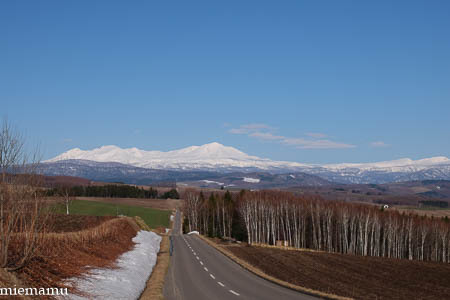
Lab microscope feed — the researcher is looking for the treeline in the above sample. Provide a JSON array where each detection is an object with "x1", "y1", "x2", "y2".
[
  {"x1": 183, "y1": 190, "x2": 450, "y2": 263},
  {"x1": 419, "y1": 200, "x2": 448, "y2": 208},
  {"x1": 183, "y1": 190, "x2": 240, "y2": 239},
  {"x1": 47, "y1": 185, "x2": 180, "y2": 199}
]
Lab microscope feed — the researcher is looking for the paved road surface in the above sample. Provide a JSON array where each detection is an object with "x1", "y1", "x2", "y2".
[{"x1": 163, "y1": 210, "x2": 318, "y2": 300}]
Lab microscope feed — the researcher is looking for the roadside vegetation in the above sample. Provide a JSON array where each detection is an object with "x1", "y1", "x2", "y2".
[{"x1": 19, "y1": 216, "x2": 139, "y2": 296}]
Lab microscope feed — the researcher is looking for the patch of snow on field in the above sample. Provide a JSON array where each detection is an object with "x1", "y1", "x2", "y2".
[
  {"x1": 202, "y1": 180, "x2": 224, "y2": 185},
  {"x1": 66, "y1": 231, "x2": 161, "y2": 300},
  {"x1": 243, "y1": 177, "x2": 260, "y2": 183}
]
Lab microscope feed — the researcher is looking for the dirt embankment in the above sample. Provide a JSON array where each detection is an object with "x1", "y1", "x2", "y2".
[
  {"x1": 46, "y1": 214, "x2": 116, "y2": 232},
  {"x1": 223, "y1": 244, "x2": 450, "y2": 300},
  {"x1": 9, "y1": 215, "x2": 140, "y2": 298}
]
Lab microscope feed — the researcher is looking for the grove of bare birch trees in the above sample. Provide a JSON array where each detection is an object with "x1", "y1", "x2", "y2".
[{"x1": 183, "y1": 189, "x2": 450, "y2": 263}]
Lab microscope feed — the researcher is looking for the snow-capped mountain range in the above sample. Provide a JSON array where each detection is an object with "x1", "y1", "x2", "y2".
[
  {"x1": 44, "y1": 142, "x2": 450, "y2": 184},
  {"x1": 46, "y1": 142, "x2": 307, "y2": 171}
]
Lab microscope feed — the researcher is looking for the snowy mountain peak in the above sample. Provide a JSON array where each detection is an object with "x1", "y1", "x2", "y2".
[
  {"x1": 45, "y1": 142, "x2": 273, "y2": 169},
  {"x1": 202, "y1": 142, "x2": 223, "y2": 148},
  {"x1": 45, "y1": 143, "x2": 450, "y2": 182},
  {"x1": 178, "y1": 142, "x2": 249, "y2": 159}
]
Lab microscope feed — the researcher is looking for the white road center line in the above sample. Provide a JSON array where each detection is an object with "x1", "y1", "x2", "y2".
[
  {"x1": 229, "y1": 290, "x2": 240, "y2": 296},
  {"x1": 218, "y1": 282, "x2": 225, "y2": 287},
  {"x1": 196, "y1": 256, "x2": 199, "y2": 260},
  {"x1": 200, "y1": 261, "x2": 203, "y2": 265},
  {"x1": 204, "y1": 267, "x2": 208, "y2": 272},
  {"x1": 210, "y1": 274, "x2": 215, "y2": 279}
]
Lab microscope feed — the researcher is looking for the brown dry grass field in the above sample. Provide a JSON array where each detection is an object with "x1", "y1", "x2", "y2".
[
  {"x1": 11, "y1": 215, "x2": 140, "y2": 298},
  {"x1": 46, "y1": 214, "x2": 116, "y2": 232},
  {"x1": 75, "y1": 196, "x2": 180, "y2": 210},
  {"x1": 222, "y1": 244, "x2": 450, "y2": 300}
]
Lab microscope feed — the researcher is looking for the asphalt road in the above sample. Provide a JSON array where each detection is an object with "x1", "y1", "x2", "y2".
[{"x1": 163, "y1": 211, "x2": 318, "y2": 300}]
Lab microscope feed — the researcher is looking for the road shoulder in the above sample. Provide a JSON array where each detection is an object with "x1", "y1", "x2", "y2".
[{"x1": 139, "y1": 212, "x2": 175, "y2": 300}]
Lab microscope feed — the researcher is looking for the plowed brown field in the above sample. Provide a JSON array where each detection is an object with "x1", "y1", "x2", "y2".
[{"x1": 225, "y1": 245, "x2": 450, "y2": 300}]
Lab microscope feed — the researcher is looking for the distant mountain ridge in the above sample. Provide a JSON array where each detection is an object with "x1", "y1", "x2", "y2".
[
  {"x1": 39, "y1": 159, "x2": 329, "y2": 188},
  {"x1": 44, "y1": 143, "x2": 450, "y2": 184}
]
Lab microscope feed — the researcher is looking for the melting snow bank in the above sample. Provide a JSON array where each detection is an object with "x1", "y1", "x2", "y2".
[{"x1": 65, "y1": 231, "x2": 161, "y2": 300}]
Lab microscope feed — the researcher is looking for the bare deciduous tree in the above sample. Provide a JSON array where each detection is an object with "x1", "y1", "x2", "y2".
[
  {"x1": 0, "y1": 119, "x2": 47, "y2": 271},
  {"x1": 183, "y1": 187, "x2": 450, "y2": 263}
]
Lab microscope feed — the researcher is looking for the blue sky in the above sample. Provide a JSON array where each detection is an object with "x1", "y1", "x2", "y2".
[{"x1": 1, "y1": 0, "x2": 449, "y2": 163}]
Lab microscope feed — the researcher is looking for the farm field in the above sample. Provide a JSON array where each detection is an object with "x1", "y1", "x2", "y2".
[
  {"x1": 54, "y1": 199, "x2": 171, "y2": 228},
  {"x1": 223, "y1": 244, "x2": 450, "y2": 300},
  {"x1": 393, "y1": 205, "x2": 450, "y2": 218},
  {"x1": 75, "y1": 196, "x2": 180, "y2": 210}
]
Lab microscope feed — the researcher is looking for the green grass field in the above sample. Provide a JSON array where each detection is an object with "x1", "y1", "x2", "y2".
[{"x1": 54, "y1": 199, "x2": 171, "y2": 228}]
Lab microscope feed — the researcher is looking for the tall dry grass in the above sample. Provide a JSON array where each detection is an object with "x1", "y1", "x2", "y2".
[
  {"x1": 14, "y1": 217, "x2": 139, "y2": 296},
  {"x1": 42, "y1": 217, "x2": 138, "y2": 248}
]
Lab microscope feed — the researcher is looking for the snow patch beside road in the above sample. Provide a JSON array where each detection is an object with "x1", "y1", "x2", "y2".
[{"x1": 66, "y1": 231, "x2": 161, "y2": 300}]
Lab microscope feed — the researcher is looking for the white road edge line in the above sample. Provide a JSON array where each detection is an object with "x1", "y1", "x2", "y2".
[
  {"x1": 210, "y1": 274, "x2": 215, "y2": 279},
  {"x1": 229, "y1": 290, "x2": 240, "y2": 296},
  {"x1": 218, "y1": 282, "x2": 225, "y2": 287}
]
